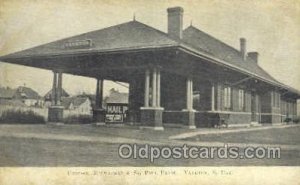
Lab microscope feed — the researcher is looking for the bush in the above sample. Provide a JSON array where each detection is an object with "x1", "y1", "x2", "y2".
[
  {"x1": 64, "y1": 115, "x2": 93, "y2": 124},
  {"x1": 0, "y1": 109, "x2": 45, "y2": 124}
]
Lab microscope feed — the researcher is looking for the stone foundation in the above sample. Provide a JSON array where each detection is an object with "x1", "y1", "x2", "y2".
[
  {"x1": 48, "y1": 106, "x2": 64, "y2": 123},
  {"x1": 181, "y1": 110, "x2": 196, "y2": 129},
  {"x1": 93, "y1": 108, "x2": 106, "y2": 124},
  {"x1": 195, "y1": 112, "x2": 252, "y2": 127},
  {"x1": 140, "y1": 107, "x2": 164, "y2": 128},
  {"x1": 261, "y1": 114, "x2": 281, "y2": 124}
]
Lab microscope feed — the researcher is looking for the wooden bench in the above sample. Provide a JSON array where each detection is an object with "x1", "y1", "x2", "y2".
[{"x1": 209, "y1": 113, "x2": 229, "y2": 129}]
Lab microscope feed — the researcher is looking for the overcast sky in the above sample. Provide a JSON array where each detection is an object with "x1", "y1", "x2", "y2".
[{"x1": 0, "y1": 0, "x2": 299, "y2": 96}]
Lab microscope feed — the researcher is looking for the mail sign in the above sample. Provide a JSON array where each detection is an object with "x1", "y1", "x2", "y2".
[{"x1": 106, "y1": 103, "x2": 128, "y2": 123}]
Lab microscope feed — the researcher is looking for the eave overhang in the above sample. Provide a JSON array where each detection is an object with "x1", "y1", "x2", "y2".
[
  {"x1": 176, "y1": 43, "x2": 300, "y2": 97},
  {"x1": 1, "y1": 42, "x2": 299, "y2": 98}
]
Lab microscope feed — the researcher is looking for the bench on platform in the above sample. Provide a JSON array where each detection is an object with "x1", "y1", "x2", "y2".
[{"x1": 209, "y1": 113, "x2": 229, "y2": 129}]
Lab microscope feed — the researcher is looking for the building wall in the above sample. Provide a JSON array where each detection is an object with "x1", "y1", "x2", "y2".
[
  {"x1": 210, "y1": 82, "x2": 252, "y2": 125},
  {"x1": 193, "y1": 80, "x2": 211, "y2": 111},
  {"x1": 23, "y1": 99, "x2": 44, "y2": 107},
  {"x1": 138, "y1": 71, "x2": 298, "y2": 127},
  {"x1": 161, "y1": 73, "x2": 186, "y2": 111},
  {"x1": 128, "y1": 76, "x2": 144, "y2": 123},
  {"x1": 259, "y1": 91, "x2": 275, "y2": 123},
  {"x1": 281, "y1": 98, "x2": 297, "y2": 120},
  {"x1": 74, "y1": 99, "x2": 92, "y2": 115},
  {"x1": 195, "y1": 112, "x2": 252, "y2": 127}
]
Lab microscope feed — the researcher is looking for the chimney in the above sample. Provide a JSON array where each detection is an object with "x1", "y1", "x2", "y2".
[
  {"x1": 240, "y1": 38, "x2": 247, "y2": 61},
  {"x1": 248, "y1": 52, "x2": 259, "y2": 63},
  {"x1": 167, "y1": 7, "x2": 184, "y2": 39}
]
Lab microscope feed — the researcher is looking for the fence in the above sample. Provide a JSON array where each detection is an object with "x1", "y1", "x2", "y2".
[{"x1": 0, "y1": 105, "x2": 92, "y2": 121}]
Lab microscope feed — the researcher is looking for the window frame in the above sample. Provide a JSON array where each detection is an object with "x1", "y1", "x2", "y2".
[
  {"x1": 238, "y1": 89, "x2": 245, "y2": 111},
  {"x1": 223, "y1": 86, "x2": 232, "y2": 110}
]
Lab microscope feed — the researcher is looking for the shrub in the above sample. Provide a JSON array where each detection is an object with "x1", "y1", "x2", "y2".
[
  {"x1": 64, "y1": 115, "x2": 93, "y2": 124},
  {"x1": 0, "y1": 109, "x2": 45, "y2": 124}
]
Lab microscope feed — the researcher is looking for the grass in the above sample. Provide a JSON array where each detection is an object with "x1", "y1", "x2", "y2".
[
  {"x1": 0, "y1": 110, "x2": 45, "y2": 124},
  {"x1": 184, "y1": 126, "x2": 300, "y2": 145},
  {"x1": 0, "y1": 124, "x2": 299, "y2": 166},
  {"x1": 0, "y1": 136, "x2": 299, "y2": 166},
  {"x1": 63, "y1": 115, "x2": 93, "y2": 124}
]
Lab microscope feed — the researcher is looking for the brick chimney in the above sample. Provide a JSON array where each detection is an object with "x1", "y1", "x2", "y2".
[
  {"x1": 240, "y1": 38, "x2": 247, "y2": 61},
  {"x1": 248, "y1": 52, "x2": 259, "y2": 63},
  {"x1": 167, "y1": 7, "x2": 184, "y2": 39}
]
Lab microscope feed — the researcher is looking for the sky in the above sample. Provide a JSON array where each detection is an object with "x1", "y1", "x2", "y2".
[{"x1": 0, "y1": 0, "x2": 299, "y2": 97}]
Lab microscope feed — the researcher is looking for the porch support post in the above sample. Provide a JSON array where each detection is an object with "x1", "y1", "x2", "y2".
[
  {"x1": 189, "y1": 78, "x2": 193, "y2": 110},
  {"x1": 182, "y1": 76, "x2": 196, "y2": 129},
  {"x1": 156, "y1": 68, "x2": 161, "y2": 107},
  {"x1": 56, "y1": 71, "x2": 63, "y2": 106},
  {"x1": 96, "y1": 79, "x2": 103, "y2": 108},
  {"x1": 152, "y1": 68, "x2": 157, "y2": 107},
  {"x1": 186, "y1": 78, "x2": 190, "y2": 110},
  {"x1": 51, "y1": 71, "x2": 57, "y2": 106},
  {"x1": 184, "y1": 77, "x2": 194, "y2": 111},
  {"x1": 93, "y1": 78, "x2": 105, "y2": 125},
  {"x1": 140, "y1": 67, "x2": 164, "y2": 130},
  {"x1": 144, "y1": 69, "x2": 150, "y2": 107},
  {"x1": 211, "y1": 83, "x2": 215, "y2": 111},
  {"x1": 48, "y1": 70, "x2": 64, "y2": 123},
  {"x1": 95, "y1": 79, "x2": 100, "y2": 107}
]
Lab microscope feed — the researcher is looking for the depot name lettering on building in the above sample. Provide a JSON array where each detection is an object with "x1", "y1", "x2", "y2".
[{"x1": 64, "y1": 39, "x2": 92, "y2": 49}]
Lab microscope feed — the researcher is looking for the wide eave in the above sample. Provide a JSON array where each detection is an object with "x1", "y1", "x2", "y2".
[{"x1": 0, "y1": 21, "x2": 299, "y2": 97}]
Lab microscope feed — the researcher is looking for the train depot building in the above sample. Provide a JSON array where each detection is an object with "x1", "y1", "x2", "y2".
[{"x1": 0, "y1": 7, "x2": 299, "y2": 130}]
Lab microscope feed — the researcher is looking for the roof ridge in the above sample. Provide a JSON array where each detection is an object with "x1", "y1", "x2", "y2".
[
  {"x1": 182, "y1": 25, "x2": 284, "y2": 88},
  {"x1": 184, "y1": 25, "x2": 243, "y2": 56},
  {"x1": 2, "y1": 21, "x2": 136, "y2": 56},
  {"x1": 131, "y1": 20, "x2": 179, "y2": 42},
  {"x1": 184, "y1": 26, "x2": 279, "y2": 76},
  {"x1": 1, "y1": 20, "x2": 179, "y2": 58}
]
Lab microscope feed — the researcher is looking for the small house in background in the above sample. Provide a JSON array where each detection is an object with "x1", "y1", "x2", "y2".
[
  {"x1": 76, "y1": 93, "x2": 96, "y2": 109},
  {"x1": 44, "y1": 89, "x2": 93, "y2": 115},
  {"x1": 104, "y1": 88, "x2": 129, "y2": 123},
  {"x1": 44, "y1": 88, "x2": 70, "y2": 107},
  {"x1": 14, "y1": 86, "x2": 43, "y2": 107},
  {"x1": 61, "y1": 97, "x2": 92, "y2": 115},
  {"x1": 0, "y1": 87, "x2": 16, "y2": 100},
  {"x1": 0, "y1": 87, "x2": 26, "y2": 107},
  {"x1": 104, "y1": 88, "x2": 128, "y2": 106},
  {"x1": 0, "y1": 86, "x2": 42, "y2": 107}
]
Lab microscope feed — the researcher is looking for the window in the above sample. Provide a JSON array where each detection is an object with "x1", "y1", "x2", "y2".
[
  {"x1": 238, "y1": 89, "x2": 245, "y2": 110},
  {"x1": 193, "y1": 91, "x2": 200, "y2": 109},
  {"x1": 224, "y1": 86, "x2": 231, "y2": 109}
]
